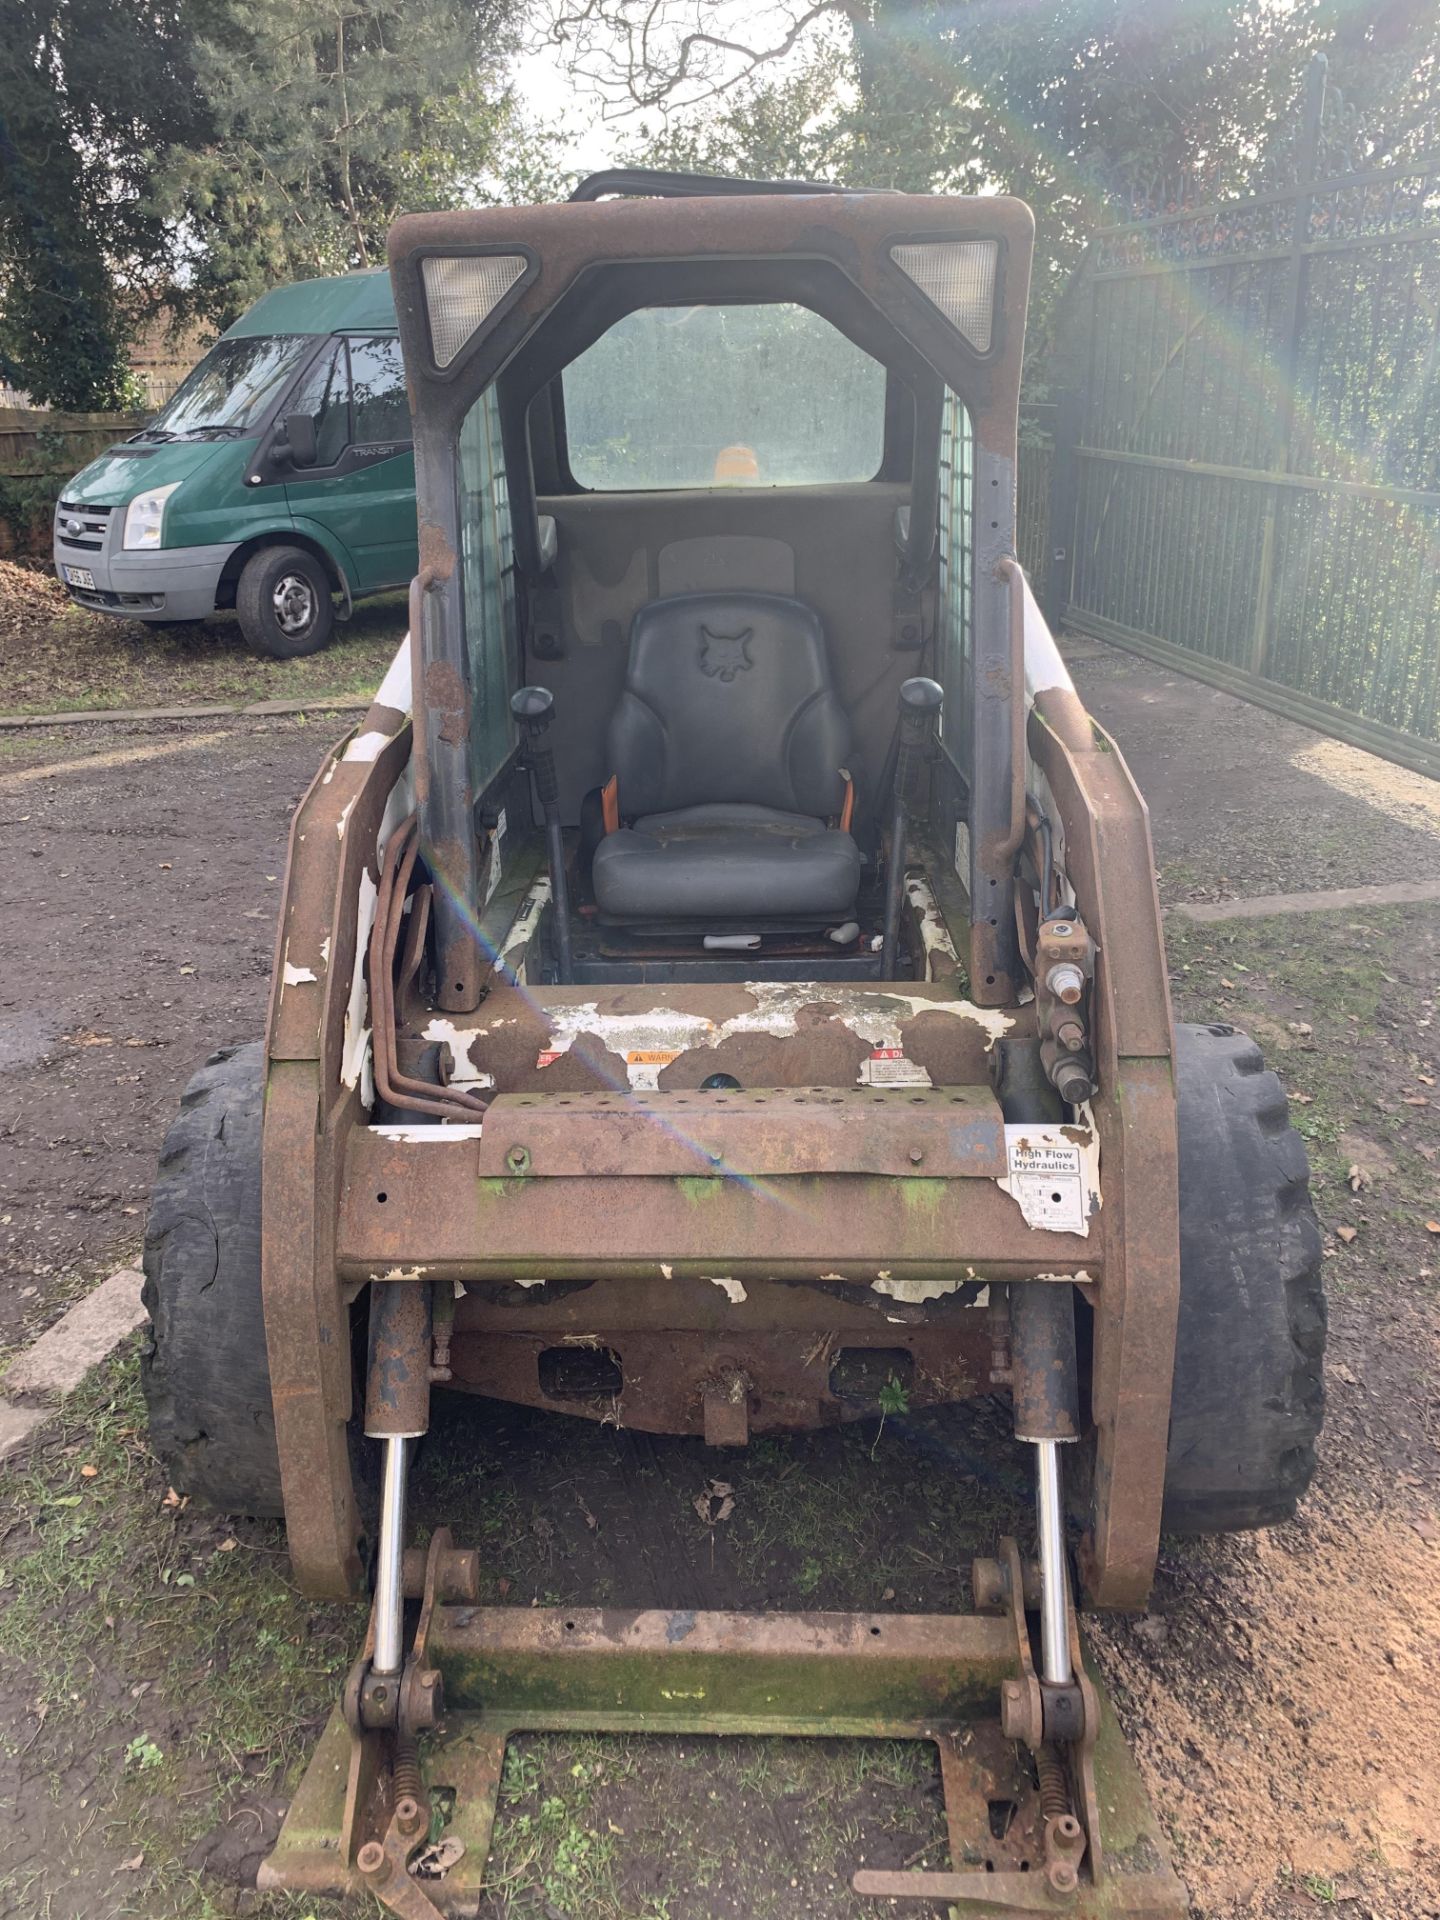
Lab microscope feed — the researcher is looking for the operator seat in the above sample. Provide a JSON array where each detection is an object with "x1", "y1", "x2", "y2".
[{"x1": 590, "y1": 591, "x2": 862, "y2": 925}]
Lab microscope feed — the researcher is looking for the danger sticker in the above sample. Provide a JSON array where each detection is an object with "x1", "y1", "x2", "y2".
[
  {"x1": 1002, "y1": 1125, "x2": 1088, "y2": 1234},
  {"x1": 861, "y1": 1046, "x2": 933, "y2": 1089}
]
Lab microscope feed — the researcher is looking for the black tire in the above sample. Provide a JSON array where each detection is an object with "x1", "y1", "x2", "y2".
[
  {"x1": 236, "y1": 544, "x2": 334, "y2": 659},
  {"x1": 1163, "y1": 1021, "x2": 1326, "y2": 1533},
  {"x1": 141, "y1": 1043, "x2": 284, "y2": 1514}
]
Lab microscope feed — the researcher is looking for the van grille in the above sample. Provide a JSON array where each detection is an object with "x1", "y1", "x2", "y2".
[{"x1": 56, "y1": 501, "x2": 113, "y2": 553}]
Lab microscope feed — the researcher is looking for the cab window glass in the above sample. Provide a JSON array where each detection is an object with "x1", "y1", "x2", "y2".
[
  {"x1": 563, "y1": 304, "x2": 886, "y2": 490},
  {"x1": 938, "y1": 390, "x2": 974, "y2": 768},
  {"x1": 289, "y1": 340, "x2": 351, "y2": 466},
  {"x1": 349, "y1": 336, "x2": 409, "y2": 444},
  {"x1": 458, "y1": 386, "x2": 518, "y2": 794}
]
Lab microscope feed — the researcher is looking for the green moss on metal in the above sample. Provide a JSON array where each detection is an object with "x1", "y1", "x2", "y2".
[{"x1": 674, "y1": 1177, "x2": 725, "y2": 1205}]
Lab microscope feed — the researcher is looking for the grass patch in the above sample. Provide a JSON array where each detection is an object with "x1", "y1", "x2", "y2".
[
  {"x1": 0, "y1": 1347, "x2": 363, "y2": 1917},
  {"x1": 1164, "y1": 904, "x2": 1440, "y2": 1252},
  {"x1": 0, "y1": 561, "x2": 405, "y2": 716}
]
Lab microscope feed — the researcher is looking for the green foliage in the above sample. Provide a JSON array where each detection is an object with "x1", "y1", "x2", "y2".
[
  {"x1": 160, "y1": 0, "x2": 560, "y2": 328},
  {"x1": 610, "y1": 0, "x2": 1440, "y2": 359},
  {"x1": 2, "y1": 0, "x2": 558, "y2": 399},
  {"x1": 0, "y1": 0, "x2": 204, "y2": 405}
]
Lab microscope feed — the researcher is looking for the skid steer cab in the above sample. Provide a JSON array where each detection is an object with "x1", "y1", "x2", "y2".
[{"x1": 142, "y1": 168, "x2": 1325, "y2": 1919}]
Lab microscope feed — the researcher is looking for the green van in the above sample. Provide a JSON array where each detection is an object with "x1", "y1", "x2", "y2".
[{"x1": 52, "y1": 269, "x2": 417, "y2": 657}]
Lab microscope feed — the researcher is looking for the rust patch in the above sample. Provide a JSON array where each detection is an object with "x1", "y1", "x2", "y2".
[{"x1": 424, "y1": 659, "x2": 468, "y2": 749}]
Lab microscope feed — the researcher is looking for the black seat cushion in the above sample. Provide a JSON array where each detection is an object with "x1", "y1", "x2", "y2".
[
  {"x1": 592, "y1": 804, "x2": 862, "y2": 923},
  {"x1": 593, "y1": 592, "x2": 860, "y2": 924}
]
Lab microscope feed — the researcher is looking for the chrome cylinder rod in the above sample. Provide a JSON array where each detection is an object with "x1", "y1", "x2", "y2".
[
  {"x1": 372, "y1": 1434, "x2": 411, "y2": 1677},
  {"x1": 1034, "y1": 1438, "x2": 1072, "y2": 1687}
]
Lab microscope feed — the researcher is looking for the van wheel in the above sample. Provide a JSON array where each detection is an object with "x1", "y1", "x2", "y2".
[{"x1": 237, "y1": 545, "x2": 335, "y2": 658}]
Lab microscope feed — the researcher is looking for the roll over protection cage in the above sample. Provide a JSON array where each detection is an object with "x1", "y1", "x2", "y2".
[{"x1": 385, "y1": 189, "x2": 1036, "y2": 1010}]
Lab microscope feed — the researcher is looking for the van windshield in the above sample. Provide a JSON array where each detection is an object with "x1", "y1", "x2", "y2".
[{"x1": 136, "y1": 334, "x2": 314, "y2": 441}]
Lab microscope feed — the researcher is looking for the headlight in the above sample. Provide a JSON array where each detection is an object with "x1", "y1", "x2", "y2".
[{"x1": 123, "y1": 482, "x2": 182, "y2": 550}]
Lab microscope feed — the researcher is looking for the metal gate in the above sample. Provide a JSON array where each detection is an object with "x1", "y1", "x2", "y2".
[{"x1": 1044, "y1": 59, "x2": 1440, "y2": 778}]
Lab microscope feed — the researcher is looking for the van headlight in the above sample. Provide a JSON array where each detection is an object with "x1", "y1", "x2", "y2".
[{"x1": 123, "y1": 482, "x2": 182, "y2": 550}]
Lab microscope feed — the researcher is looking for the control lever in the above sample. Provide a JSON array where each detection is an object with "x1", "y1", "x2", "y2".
[
  {"x1": 511, "y1": 686, "x2": 573, "y2": 984},
  {"x1": 880, "y1": 676, "x2": 943, "y2": 980}
]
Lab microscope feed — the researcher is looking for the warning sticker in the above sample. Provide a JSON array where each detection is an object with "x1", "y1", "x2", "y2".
[
  {"x1": 625, "y1": 1048, "x2": 680, "y2": 1090},
  {"x1": 861, "y1": 1046, "x2": 933, "y2": 1089},
  {"x1": 535, "y1": 1049, "x2": 563, "y2": 1069},
  {"x1": 1001, "y1": 1125, "x2": 1090, "y2": 1234}
]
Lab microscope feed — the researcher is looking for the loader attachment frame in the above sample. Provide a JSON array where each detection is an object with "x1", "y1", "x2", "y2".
[{"x1": 263, "y1": 1532, "x2": 1185, "y2": 1917}]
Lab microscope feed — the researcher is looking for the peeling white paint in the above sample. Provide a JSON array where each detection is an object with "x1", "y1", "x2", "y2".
[
  {"x1": 997, "y1": 1119, "x2": 1101, "y2": 1236},
  {"x1": 872, "y1": 1274, "x2": 966, "y2": 1302},
  {"x1": 320, "y1": 936, "x2": 331, "y2": 966},
  {"x1": 342, "y1": 870, "x2": 379, "y2": 1101},
  {"x1": 507, "y1": 982, "x2": 1013, "y2": 1090},
  {"x1": 1034, "y1": 1270, "x2": 1096, "y2": 1284},
  {"x1": 371, "y1": 1123, "x2": 486, "y2": 1141},
  {"x1": 283, "y1": 960, "x2": 318, "y2": 986},
  {"x1": 422, "y1": 1017, "x2": 498, "y2": 1088},
  {"x1": 705, "y1": 1277, "x2": 747, "y2": 1304},
  {"x1": 661, "y1": 1262, "x2": 674, "y2": 1279},
  {"x1": 343, "y1": 730, "x2": 392, "y2": 764},
  {"x1": 336, "y1": 794, "x2": 358, "y2": 841},
  {"x1": 514, "y1": 1276, "x2": 547, "y2": 1289},
  {"x1": 904, "y1": 870, "x2": 961, "y2": 983},
  {"x1": 381, "y1": 1265, "x2": 428, "y2": 1281},
  {"x1": 819, "y1": 1271, "x2": 846, "y2": 1283}
]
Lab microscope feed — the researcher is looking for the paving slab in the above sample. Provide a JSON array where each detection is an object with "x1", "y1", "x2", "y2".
[
  {"x1": 0, "y1": 1401, "x2": 44, "y2": 1462},
  {"x1": 4, "y1": 1268, "x2": 147, "y2": 1399},
  {"x1": 1171, "y1": 878, "x2": 1440, "y2": 922}
]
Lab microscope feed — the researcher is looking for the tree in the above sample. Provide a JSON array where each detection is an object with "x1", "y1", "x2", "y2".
[
  {"x1": 555, "y1": 0, "x2": 1440, "y2": 356},
  {"x1": 0, "y1": 0, "x2": 205, "y2": 407},
  {"x1": 162, "y1": 0, "x2": 558, "y2": 330}
]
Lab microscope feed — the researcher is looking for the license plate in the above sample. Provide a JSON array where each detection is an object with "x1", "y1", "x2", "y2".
[{"x1": 63, "y1": 566, "x2": 96, "y2": 590}]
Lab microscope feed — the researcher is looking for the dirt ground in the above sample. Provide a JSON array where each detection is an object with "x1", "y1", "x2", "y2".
[{"x1": 0, "y1": 643, "x2": 1437, "y2": 1920}]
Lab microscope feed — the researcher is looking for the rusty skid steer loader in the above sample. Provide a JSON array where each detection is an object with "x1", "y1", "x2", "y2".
[{"x1": 142, "y1": 171, "x2": 1325, "y2": 1917}]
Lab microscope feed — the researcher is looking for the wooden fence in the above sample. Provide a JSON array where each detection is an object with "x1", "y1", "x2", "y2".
[{"x1": 0, "y1": 407, "x2": 148, "y2": 557}]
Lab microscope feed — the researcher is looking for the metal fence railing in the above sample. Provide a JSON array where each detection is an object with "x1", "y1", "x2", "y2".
[{"x1": 1043, "y1": 57, "x2": 1440, "y2": 777}]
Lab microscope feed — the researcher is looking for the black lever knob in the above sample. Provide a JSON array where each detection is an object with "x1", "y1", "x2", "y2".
[
  {"x1": 511, "y1": 684, "x2": 555, "y2": 734},
  {"x1": 896, "y1": 676, "x2": 943, "y2": 808},
  {"x1": 511, "y1": 686, "x2": 558, "y2": 807}
]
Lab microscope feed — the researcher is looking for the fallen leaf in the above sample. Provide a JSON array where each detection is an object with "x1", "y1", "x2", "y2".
[
  {"x1": 1335, "y1": 1225, "x2": 1358, "y2": 1244},
  {"x1": 161, "y1": 1487, "x2": 188, "y2": 1511},
  {"x1": 1419, "y1": 1074, "x2": 1436, "y2": 1087},
  {"x1": 1287, "y1": 1021, "x2": 1313, "y2": 1038},
  {"x1": 1347, "y1": 1164, "x2": 1372, "y2": 1193},
  {"x1": 412, "y1": 1836, "x2": 465, "y2": 1878},
  {"x1": 217, "y1": 1537, "x2": 238, "y2": 1552},
  {"x1": 1220, "y1": 977, "x2": 1236, "y2": 990},
  {"x1": 80, "y1": 1464, "x2": 98, "y2": 1479},
  {"x1": 118, "y1": 1854, "x2": 145, "y2": 1873},
  {"x1": 1402, "y1": 1094, "x2": 1430, "y2": 1106},
  {"x1": 1290, "y1": 1091, "x2": 1314, "y2": 1104},
  {"x1": 1426, "y1": 1221, "x2": 1440, "y2": 1236},
  {"x1": 693, "y1": 1478, "x2": 736, "y2": 1526},
  {"x1": 158, "y1": 862, "x2": 172, "y2": 871}
]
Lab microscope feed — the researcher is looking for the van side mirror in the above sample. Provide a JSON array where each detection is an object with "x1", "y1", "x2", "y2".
[{"x1": 283, "y1": 412, "x2": 319, "y2": 468}]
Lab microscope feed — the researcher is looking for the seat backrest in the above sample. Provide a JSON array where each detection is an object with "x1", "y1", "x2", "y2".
[{"x1": 607, "y1": 592, "x2": 852, "y2": 819}]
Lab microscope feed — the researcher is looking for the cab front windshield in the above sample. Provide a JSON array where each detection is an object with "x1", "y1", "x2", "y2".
[{"x1": 135, "y1": 334, "x2": 314, "y2": 442}]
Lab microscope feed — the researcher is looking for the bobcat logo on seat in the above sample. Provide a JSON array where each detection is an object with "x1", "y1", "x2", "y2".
[{"x1": 699, "y1": 625, "x2": 754, "y2": 683}]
